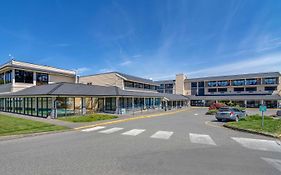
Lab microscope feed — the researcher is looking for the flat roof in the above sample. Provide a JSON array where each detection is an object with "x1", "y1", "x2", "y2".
[
  {"x1": 188, "y1": 95, "x2": 281, "y2": 100},
  {"x1": 188, "y1": 72, "x2": 281, "y2": 82},
  {"x1": 0, "y1": 60, "x2": 76, "y2": 76}
]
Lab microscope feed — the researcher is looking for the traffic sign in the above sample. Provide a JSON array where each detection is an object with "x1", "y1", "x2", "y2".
[{"x1": 259, "y1": 105, "x2": 267, "y2": 112}]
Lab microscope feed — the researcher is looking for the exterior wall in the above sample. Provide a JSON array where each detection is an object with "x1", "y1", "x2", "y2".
[
  {"x1": 175, "y1": 74, "x2": 186, "y2": 95},
  {"x1": 0, "y1": 84, "x2": 12, "y2": 94},
  {"x1": 49, "y1": 74, "x2": 75, "y2": 84},
  {"x1": 79, "y1": 73, "x2": 124, "y2": 89}
]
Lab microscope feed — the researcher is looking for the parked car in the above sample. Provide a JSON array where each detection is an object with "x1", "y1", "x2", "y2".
[{"x1": 215, "y1": 107, "x2": 246, "y2": 122}]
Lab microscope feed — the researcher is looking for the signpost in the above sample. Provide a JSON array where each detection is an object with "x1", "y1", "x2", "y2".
[{"x1": 259, "y1": 105, "x2": 267, "y2": 128}]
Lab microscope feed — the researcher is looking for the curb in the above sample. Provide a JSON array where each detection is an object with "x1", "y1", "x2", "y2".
[
  {"x1": 223, "y1": 124, "x2": 281, "y2": 139},
  {"x1": 0, "y1": 129, "x2": 72, "y2": 142}
]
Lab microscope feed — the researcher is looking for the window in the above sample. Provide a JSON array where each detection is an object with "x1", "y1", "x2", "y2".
[
  {"x1": 5, "y1": 70, "x2": 12, "y2": 84},
  {"x1": 217, "y1": 81, "x2": 229, "y2": 86},
  {"x1": 218, "y1": 88, "x2": 227, "y2": 92},
  {"x1": 87, "y1": 82, "x2": 92, "y2": 85},
  {"x1": 246, "y1": 87, "x2": 257, "y2": 92},
  {"x1": 124, "y1": 81, "x2": 134, "y2": 88},
  {"x1": 207, "y1": 81, "x2": 217, "y2": 87},
  {"x1": 208, "y1": 88, "x2": 217, "y2": 92},
  {"x1": 165, "y1": 83, "x2": 174, "y2": 89},
  {"x1": 234, "y1": 87, "x2": 244, "y2": 92},
  {"x1": 15, "y1": 69, "x2": 33, "y2": 84},
  {"x1": 144, "y1": 84, "x2": 151, "y2": 89},
  {"x1": 264, "y1": 86, "x2": 277, "y2": 91},
  {"x1": 36, "y1": 73, "x2": 48, "y2": 85},
  {"x1": 198, "y1": 82, "x2": 204, "y2": 87},
  {"x1": 245, "y1": 79, "x2": 257, "y2": 85},
  {"x1": 264, "y1": 78, "x2": 277, "y2": 85},
  {"x1": 0, "y1": 73, "x2": 4, "y2": 84},
  {"x1": 232, "y1": 79, "x2": 245, "y2": 86},
  {"x1": 191, "y1": 82, "x2": 197, "y2": 88}
]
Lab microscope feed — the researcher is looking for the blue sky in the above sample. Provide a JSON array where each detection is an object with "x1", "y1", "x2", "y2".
[{"x1": 1, "y1": 0, "x2": 281, "y2": 80}]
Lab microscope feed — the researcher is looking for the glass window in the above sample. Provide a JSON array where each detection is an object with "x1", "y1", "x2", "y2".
[
  {"x1": 124, "y1": 81, "x2": 134, "y2": 88},
  {"x1": 234, "y1": 87, "x2": 244, "y2": 92},
  {"x1": 264, "y1": 86, "x2": 277, "y2": 91},
  {"x1": 232, "y1": 79, "x2": 245, "y2": 86},
  {"x1": 191, "y1": 82, "x2": 197, "y2": 88},
  {"x1": 15, "y1": 69, "x2": 33, "y2": 84},
  {"x1": 264, "y1": 78, "x2": 277, "y2": 85},
  {"x1": 36, "y1": 73, "x2": 48, "y2": 85},
  {"x1": 208, "y1": 88, "x2": 217, "y2": 92},
  {"x1": 198, "y1": 82, "x2": 204, "y2": 87},
  {"x1": 245, "y1": 79, "x2": 257, "y2": 85},
  {"x1": 218, "y1": 88, "x2": 227, "y2": 92},
  {"x1": 217, "y1": 81, "x2": 229, "y2": 86},
  {"x1": 207, "y1": 81, "x2": 217, "y2": 87},
  {"x1": 0, "y1": 73, "x2": 4, "y2": 84},
  {"x1": 246, "y1": 87, "x2": 257, "y2": 92},
  {"x1": 144, "y1": 84, "x2": 150, "y2": 89},
  {"x1": 5, "y1": 70, "x2": 12, "y2": 84}
]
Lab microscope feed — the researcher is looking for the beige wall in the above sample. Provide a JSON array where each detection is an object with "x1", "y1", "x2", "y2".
[
  {"x1": 175, "y1": 74, "x2": 186, "y2": 95},
  {"x1": 49, "y1": 74, "x2": 75, "y2": 84},
  {"x1": 0, "y1": 84, "x2": 12, "y2": 94},
  {"x1": 79, "y1": 73, "x2": 124, "y2": 89}
]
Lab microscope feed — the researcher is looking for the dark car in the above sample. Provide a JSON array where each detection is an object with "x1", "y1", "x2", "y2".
[
  {"x1": 277, "y1": 110, "x2": 281, "y2": 117},
  {"x1": 215, "y1": 107, "x2": 246, "y2": 122}
]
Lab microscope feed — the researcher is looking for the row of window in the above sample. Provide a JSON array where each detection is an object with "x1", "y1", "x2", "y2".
[
  {"x1": 192, "y1": 77, "x2": 279, "y2": 88},
  {"x1": 0, "y1": 69, "x2": 49, "y2": 85},
  {"x1": 207, "y1": 86, "x2": 277, "y2": 93},
  {"x1": 124, "y1": 80, "x2": 157, "y2": 90}
]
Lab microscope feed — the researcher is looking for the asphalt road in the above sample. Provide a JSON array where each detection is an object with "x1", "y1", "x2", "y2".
[{"x1": 0, "y1": 108, "x2": 280, "y2": 175}]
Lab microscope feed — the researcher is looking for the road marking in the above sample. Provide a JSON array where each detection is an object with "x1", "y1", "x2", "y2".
[
  {"x1": 194, "y1": 113, "x2": 198, "y2": 116},
  {"x1": 150, "y1": 131, "x2": 173, "y2": 140},
  {"x1": 99, "y1": 127, "x2": 124, "y2": 134},
  {"x1": 232, "y1": 137, "x2": 281, "y2": 152},
  {"x1": 81, "y1": 126, "x2": 106, "y2": 132},
  {"x1": 122, "y1": 129, "x2": 146, "y2": 136},
  {"x1": 261, "y1": 157, "x2": 281, "y2": 173},
  {"x1": 189, "y1": 133, "x2": 216, "y2": 146}
]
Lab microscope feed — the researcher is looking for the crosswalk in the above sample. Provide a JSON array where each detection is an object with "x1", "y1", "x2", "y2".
[{"x1": 81, "y1": 126, "x2": 281, "y2": 153}]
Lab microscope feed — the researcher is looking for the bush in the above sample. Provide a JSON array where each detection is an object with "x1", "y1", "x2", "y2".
[
  {"x1": 205, "y1": 109, "x2": 218, "y2": 115},
  {"x1": 209, "y1": 103, "x2": 226, "y2": 110}
]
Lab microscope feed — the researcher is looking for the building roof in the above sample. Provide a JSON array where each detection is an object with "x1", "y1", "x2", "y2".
[
  {"x1": 154, "y1": 80, "x2": 175, "y2": 84},
  {"x1": 188, "y1": 95, "x2": 281, "y2": 100},
  {"x1": 0, "y1": 60, "x2": 76, "y2": 76},
  {"x1": 2, "y1": 82, "x2": 188, "y2": 101},
  {"x1": 188, "y1": 72, "x2": 281, "y2": 82},
  {"x1": 80, "y1": 71, "x2": 159, "y2": 86}
]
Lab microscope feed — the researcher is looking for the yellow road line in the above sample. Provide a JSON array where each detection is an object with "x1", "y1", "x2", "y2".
[{"x1": 74, "y1": 108, "x2": 191, "y2": 130}]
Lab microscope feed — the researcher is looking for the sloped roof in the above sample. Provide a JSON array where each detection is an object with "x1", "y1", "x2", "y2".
[{"x1": 1, "y1": 82, "x2": 189, "y2": 101}]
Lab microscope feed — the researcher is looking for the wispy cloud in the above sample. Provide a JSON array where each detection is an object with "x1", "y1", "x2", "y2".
[
  {"x1": 76, "y1": 67, "x2": 90, "y2": 75},
  {"x1": 188, "y1": 52, "x2": 281, "y2": 78},
  {"x1": 119, "y1": 60, "x2": 132, "y2": 66}
]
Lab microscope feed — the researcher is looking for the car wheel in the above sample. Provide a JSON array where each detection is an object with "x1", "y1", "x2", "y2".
[
  {"x1": 217, "y1": 119, "x2": 222, "y2": 122},
  {"x1": 235, "y1": 116, "x2": 239, "y2": 122}
]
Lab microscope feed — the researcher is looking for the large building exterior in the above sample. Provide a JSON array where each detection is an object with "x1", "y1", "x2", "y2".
[
  {"x1": 171, "y1": 72, "x2": 281, "y2": 108},
  {"x1": 0, "y1": 60, "x2": 188, "y2": 118},
  {"x1": 0, "y1": 60, "x2": 76, "y2": 94}
]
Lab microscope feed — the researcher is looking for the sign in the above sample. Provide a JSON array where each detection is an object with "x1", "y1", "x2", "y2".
[{"x1": 259, "y1": 105, "x2": 267, "y2": 112}]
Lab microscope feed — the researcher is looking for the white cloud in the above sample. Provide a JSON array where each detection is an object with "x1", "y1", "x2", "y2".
[
  {"x1": 132, "y1": 54, "x2": 142, "y2": 58},
  {"x1": 119, "y1": 60, "x2": 132, "y2": 66},
  {"x1": 188, "y1": 52, "x2": 281, "y2": 78},
  {"x1": 76, "y1": 67, "x2": 90, "y2": 74}
]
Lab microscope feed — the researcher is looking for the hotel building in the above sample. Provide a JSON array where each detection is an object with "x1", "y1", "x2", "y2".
[{"x1": 0, "y1": 60, "x2": 188, "y2": 118}]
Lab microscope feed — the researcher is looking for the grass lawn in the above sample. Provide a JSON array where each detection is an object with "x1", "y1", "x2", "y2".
[
  {"x1": 58, "y1": 113, "x2": 118, "y2": 123},
  {"x1": 225, "y1": 115, "x2": 281, "y2": 136},
  {"x1": 0, "y1": 114, "x2": 68, "y2": 136}
]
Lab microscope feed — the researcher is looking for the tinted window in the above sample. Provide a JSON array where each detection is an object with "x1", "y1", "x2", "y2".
[
  {"x1": 219, "y1": 108, "x2": 230, "y2": 112},
  {"x1": 15, "y1": 69, "x2": 33, "y2": 84},
  {"x1": 0, "y1": 73, "x2": 4, "y2": 84},
  {"x1": 5, "y1": 70, "x2": 12, "y2": 84},
  {"x1": 36, "y1": 73, "x2": 48, "y2": 85}
]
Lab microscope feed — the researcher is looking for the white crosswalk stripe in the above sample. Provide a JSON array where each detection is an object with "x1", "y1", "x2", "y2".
[
  {"x1": 232, "y1": 137, "x2": 281, "y2": 152},
  {"x1": 189, "y1": 133, "x2": 216, "y2": 146},
  {"x1": 122, "y1": 129, "x2": 146, "y2": 136},
  {"x1": 99, "y1": 127, "x2": 124, "y2": 134},
  {"x1": 81, "y1": 126, "x2": 106, "y2": 132},
  {"x1": 150, "y1": 131, "x2": 173, "y2": 140},
  {"x1": 261, "y1": 157, "x2": 281, "y2": 173}
]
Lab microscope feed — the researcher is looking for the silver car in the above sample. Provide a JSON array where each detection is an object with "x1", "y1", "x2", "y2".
[{"x1": 215, "y1": 107, "x2": 246, "y2": 122}]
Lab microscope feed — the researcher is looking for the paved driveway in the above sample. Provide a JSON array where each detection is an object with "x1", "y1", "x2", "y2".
[{"x1": 0, "y1": 108, "x2": 280, "y2": 175}]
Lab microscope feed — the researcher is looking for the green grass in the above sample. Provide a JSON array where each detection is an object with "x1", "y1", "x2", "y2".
[
  {"x1": 225, "y1": 115, "x2": 281, "y2": 136},
  {"x1": 58, "y1": 113, "x2": 118, "y2": 123},
  {"x1": 0, "y1": 114, "x2": 68, "y2": 136},
  {"x1": 205, "y1": 109, "x2": 218, "y2": 115}
]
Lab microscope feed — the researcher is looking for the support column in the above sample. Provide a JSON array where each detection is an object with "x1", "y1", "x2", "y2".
[
  {"x1": 115, "y1": 97, "x2": 119, "y2": 114},
  {"x1": 51, "y1": 97, "x2": 57, "y2": 119},
  {"x1": 12, "y1": 69, "x2": 15, "y2": 85},
  {"x1": 261, "y1": 99, "x2": 264, "y2": 105},
  {"x1": 244, "y1": 100, "x2": 247, "y2": 108},
  {"x1": 82, "y1": 97, "x2": 86, "y2": 115},
  {"x1": 103, "y1": 97, "x2": 106, "y2": 112},
  {"x1": 33, "y1": 72, "x2": 36, "y2": 85},
  {"x1": 132, "y1": 97, "x2": 135, "y2": 114},
  {"x1": 144, "y1": 97, "x2": 146, "y2": 109}
]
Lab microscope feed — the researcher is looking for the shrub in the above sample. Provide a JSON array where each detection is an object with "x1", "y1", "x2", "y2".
[
  {"x1": 209, "y1": 103, "x2": 226, "y2": 110},
  {"x1": 205, "y1": 109, "x2": 218, "y2": 115}
]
